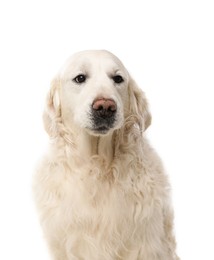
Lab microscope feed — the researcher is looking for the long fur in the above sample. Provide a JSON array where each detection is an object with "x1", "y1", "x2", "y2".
[{"x1": 33, "y1": 50, "x2": 179, "y2": 260}]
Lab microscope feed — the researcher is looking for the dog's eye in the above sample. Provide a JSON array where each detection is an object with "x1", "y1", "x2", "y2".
[
  {"x1": 73, "y1": 74, "x2": 86, "y2": 84},
  {"x1": 112, "y1": 75, "x2": 124, "y2": 84}
]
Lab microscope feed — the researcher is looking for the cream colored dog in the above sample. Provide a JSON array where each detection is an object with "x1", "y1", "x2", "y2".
[{"x1": 33, "y1": 50, "x2": 179, "y2": 260}]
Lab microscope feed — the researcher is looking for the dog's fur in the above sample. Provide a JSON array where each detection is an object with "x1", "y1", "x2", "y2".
[{"x1": 33, "y1": 50, "x2": 179, "y2": 259}]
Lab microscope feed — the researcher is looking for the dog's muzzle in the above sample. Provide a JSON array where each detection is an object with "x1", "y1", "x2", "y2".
[{"x1": 90, "y1": 98, "x2": 117, "y2": 134}]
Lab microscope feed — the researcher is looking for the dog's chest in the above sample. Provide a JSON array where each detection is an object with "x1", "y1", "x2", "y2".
[
  {"x1": 50, "y1": 161, "x2": 159, "y2": 235},
  {"x1": 37, "y1": 153, "x2": 168, "y2": 259}
]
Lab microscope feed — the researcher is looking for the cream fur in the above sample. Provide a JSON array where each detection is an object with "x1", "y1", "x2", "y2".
[{"x1": 33, "y1": 50, "x2": 179, "y2": 260}]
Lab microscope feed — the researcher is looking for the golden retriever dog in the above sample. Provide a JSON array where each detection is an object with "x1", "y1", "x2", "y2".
[{"x1": 33, "y1": 50, "x2": 179, "y2": 260}]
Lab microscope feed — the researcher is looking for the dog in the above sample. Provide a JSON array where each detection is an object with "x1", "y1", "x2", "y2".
[{"x1": 33, "y1": 50, "x2": 179, "y2": 259}]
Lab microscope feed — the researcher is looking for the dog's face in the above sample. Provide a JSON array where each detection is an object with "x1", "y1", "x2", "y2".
[
  {"x1": 44, "y1": 50, "x2": 151, "y2": 138},
  {"x1": 59, "y1": 50, "x2": 129, "y2": 136}
]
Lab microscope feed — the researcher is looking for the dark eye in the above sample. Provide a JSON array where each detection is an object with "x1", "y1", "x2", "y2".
[
  {"x1": 112, "y1": 75, "x2": 124, "y2": 84},
  {"x1": 73, "y1": 74, "x2": 86, "y2": 84}
]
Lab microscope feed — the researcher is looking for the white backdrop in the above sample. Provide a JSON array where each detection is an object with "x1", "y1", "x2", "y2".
[{"x1": 0, "y1": 0, "x2": 214, "y2": 259}]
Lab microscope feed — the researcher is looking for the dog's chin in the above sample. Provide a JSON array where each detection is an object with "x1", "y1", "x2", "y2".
[
  {"x1": 86, "y1": 126, "x2": 113, "y2": 136},
  {"x1": 84, "y1": 118, "x2": 123, "y2": 136}
]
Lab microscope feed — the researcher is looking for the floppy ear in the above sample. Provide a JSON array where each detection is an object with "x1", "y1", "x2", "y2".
[
  {"x1": 128, "y1": 77, "x2": 152, "y2": 131},
  {"x1": 43, "y1": 78, "x2": 61, "y2": 137}
]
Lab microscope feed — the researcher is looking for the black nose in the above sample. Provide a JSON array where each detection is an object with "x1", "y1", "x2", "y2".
[{"x1": 92, "y1": 98, "x2": 117, "y2": 118}]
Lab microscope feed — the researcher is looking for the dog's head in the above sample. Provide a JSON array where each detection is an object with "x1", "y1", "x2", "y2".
[{"x1": 43, "y1": 50, "x2": 151, "y2": 138}]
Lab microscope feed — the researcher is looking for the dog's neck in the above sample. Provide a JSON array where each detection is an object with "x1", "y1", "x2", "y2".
[
  {"x1": 75, "y1": 130, "x2": 114, "y2": 162},
  {"x1": 58, "y1": 125, "x2": 116, "y2": 167}
]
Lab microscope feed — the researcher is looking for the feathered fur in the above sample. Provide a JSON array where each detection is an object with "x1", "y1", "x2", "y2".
[{"x1": 33, "y1": 50, "x2": 179, "y2": 260}]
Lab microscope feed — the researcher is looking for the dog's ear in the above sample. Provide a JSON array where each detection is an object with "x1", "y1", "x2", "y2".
[
  {"x1": 43, "y1": 78, "x2": 61, "y2": 137},
  {"x1": 128, "y1": 77, "x2": 151, "y2": 131}
]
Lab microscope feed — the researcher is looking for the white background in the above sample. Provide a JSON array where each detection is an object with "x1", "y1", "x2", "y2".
[{"x1": 0, "y1": 0, "x2": 214, "y2": 259}]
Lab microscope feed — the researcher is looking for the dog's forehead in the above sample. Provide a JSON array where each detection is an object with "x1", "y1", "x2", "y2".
[{"x1": 60, "y1": 50, "x2": 127, "y2": 76}]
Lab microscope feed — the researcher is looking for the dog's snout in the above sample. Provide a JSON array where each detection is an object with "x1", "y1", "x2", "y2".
[
  {"x1": 92, "y1": 98, "x2": 117, "y2": 112},
  {"x1": 91, "y1": 98, "x2": 118, "y2": 133},
  {"x1": 92, "y1": 98, "x2": 117, "y2": 117}
]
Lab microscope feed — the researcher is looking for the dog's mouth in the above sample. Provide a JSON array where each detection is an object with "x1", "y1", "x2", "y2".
[
  {"x1": 87, "y1": 107, "x2": 117, "y2": 135},
  {"x1": 85, "y1": 105, "x2": 123, "y2": 136},
  {"x1": 87, "y1": 124, "x2": 113, "y2": 135}
]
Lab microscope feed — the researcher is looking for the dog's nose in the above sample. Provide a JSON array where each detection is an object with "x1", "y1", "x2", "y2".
[{"x1": 92, "y1": 98, "x2": 117, "y2": 118}]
